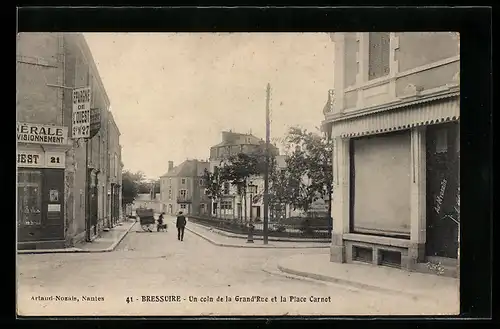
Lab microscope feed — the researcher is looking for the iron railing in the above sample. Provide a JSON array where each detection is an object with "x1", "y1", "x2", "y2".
[
  {"x1": 188, "y1": 214, "x2": 331, "y2": 240},
  {"x1": 177, "y1": 195, "x2": 192, "y2": 203}
]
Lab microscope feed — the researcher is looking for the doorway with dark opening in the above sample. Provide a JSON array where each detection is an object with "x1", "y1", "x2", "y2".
[{"x1": 425, "y1": 121, "x2": 460, "y2": 259}]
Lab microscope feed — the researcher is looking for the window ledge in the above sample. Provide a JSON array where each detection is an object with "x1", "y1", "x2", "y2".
[{"x1": 343, "y1": 233, "x2": 411, "y2": 248}]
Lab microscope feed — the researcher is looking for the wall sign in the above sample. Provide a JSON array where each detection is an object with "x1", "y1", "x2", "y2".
[
  {"x1": 17, "y1": 150, "x2": 66, "y2": 169},
  {"x1": 17, "y1": 150, "x2": 44, "y2": 167},
  {"x1": 48, "y1": 204, "x2": 61, "y2": 212},
  {"x1": 72, "y1": 87, "x2": 91, "y2": 139},
  {"x1": 89, "y1": 108, "x2": 101, "y2": 138},
  {"x1": 45, "y1": 151, "x2": 66, "y2": 168},
  {"x1": 49, "y1": 189, "x2": 59, "y2": 202},
  {"x1": 17, "y1": 122, "x2": 68, "y2": 145}
]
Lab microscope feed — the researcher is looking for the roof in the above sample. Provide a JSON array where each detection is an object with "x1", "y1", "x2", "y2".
[
  {"x1": 211, "y1": 131, "x2": 262, "y2": 148},
  {"x1": 161, "y1": 160, "x2": 209, "y2": 178}
]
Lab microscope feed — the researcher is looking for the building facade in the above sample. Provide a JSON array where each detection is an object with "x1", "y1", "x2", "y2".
[
  {"x1": 208, "y1": 131, "x2": 282, "y2": 221},
  {"x1": 322, "y1": 32, "x2": 460, "y2": 275},
  {"x1": 107, "y1": 111, "x2": 123, "y2": 228},
  {"x1": 16, "y1": 32, "x2": 122, "y2": 249},
  {"x1": 160, "y1": 160, "x2": 210, "y2": 215}
]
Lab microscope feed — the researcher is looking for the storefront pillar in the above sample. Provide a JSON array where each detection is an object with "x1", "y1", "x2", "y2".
[
  {"x1": 405, "y1": 127, "x2": 427, "y2": 269},
  {"x1": 330, "y1": 136, "x2": 350, "y2": 263}
]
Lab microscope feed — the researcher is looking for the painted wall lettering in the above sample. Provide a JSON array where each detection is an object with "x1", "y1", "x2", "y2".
[
  {"x1": 17, "y1": 153, "x2": 41, "y2": 165},
  {"x1": 45, "y1": 151, "x2": 66, "y2": 168},
  {"x1": 17, "y1": 150, "x2": 45, "y2": 168},
  {"x1": 434, "y1": 178, "x2": 447, "y2": 215},
  {"x1": 17, "y1": 122, "x2": 68, "y2": 145},
  {"x1": 17, "y1": 150, "x2": 65, "y2": 169}
]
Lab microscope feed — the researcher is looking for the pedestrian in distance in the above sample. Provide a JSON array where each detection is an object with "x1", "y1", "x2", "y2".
[
  {"x1": 157, "y1": 212, "x2": 167, "y2": 232},
  {"x1": 176, "y1": 211, "x2": 187, "y2": 241}
]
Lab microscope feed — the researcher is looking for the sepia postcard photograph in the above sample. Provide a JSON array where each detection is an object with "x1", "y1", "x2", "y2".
[{"x1": 16, "y1": 31, "x2": 461, "y2": 317}]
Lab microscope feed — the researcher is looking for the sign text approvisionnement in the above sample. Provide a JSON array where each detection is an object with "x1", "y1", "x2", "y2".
[{"x1": 17, "y1": 123, "x2": 68, "y2": 145}]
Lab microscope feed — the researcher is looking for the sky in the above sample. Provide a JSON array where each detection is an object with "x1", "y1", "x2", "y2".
[{"x1": 84, "y1": 33, "x2": 335, "y2": 179}]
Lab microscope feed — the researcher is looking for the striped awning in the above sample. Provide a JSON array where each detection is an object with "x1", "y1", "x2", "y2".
[{"x1": 331, "y1": 95, "x2": 460, "y2": 138}]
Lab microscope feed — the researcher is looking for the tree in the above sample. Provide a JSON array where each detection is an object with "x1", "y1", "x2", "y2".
[
  {"x1": 121, "y1": 170, "x2": 140, "y2": 207},
  {"x1": 202, "y1": 167, "x2": 223, "y2": 218},
  {"x1": 153, "y1": 180, "x2": 160, "y2": 194},
  {"x1": 284, "y1": 126, "x2": 334, "y2": 222},
  {"x1": 269, "y1": 157, "x2": 291, "y2": 221},
  {"x1": 221, "y1": 152, "x2": 264, "y2": 223}
]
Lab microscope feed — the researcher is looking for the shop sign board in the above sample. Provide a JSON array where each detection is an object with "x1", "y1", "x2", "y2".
[
  {"x1": 17, "y1": 150, "x2": 66, "y2": 169},
  {"x1": 72, "y1": 87, "x2": 91, "y2": 139},
  {"x1": 17, "y1": 122, "x2": 68, "y2": 145},
  {"x1": 89, "y1": 108, "x2": 101, "y2": 138}
]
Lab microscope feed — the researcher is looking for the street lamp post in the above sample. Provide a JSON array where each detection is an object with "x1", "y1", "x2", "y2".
[{"x1": 247, "y1": 183, "x2": 256, "y2": 243}]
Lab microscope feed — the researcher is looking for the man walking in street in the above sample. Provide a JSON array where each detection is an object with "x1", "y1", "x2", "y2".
[{"x1": 176, "y1": 211, "x2": 187, "y2": 241}]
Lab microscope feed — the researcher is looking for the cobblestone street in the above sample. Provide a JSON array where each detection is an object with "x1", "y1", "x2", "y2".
[{"x1": 18, "y1": 220, "x2": 456, "y2": 316}]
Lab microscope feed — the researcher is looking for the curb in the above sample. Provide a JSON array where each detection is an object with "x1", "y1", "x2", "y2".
[
  {"x1": 17, "y1": 222, "x2": 136, "y2": 254},
  {"x1": 261, "y1": 260, "x2": 330, "y2": 287},
  {"x1": 104, "y1": 222, "x2": 137, "y2": 252},
  {"x1": 184, "y1": 225, "x2": 329, "y2": 249},
  {"x1": 276, "y1": 262, "x2": 431, "y2": 299}
]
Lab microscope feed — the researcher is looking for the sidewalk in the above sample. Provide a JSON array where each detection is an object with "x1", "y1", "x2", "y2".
[
  {"x1": 170, "y1": 217, "x2": 329, "y2": 249},
  {"x1": 17, "y1": 219, "x2": 136, "y2": 254},
  {"x1": 276, "y1": 253, "x2": 460, "y2": 303}
]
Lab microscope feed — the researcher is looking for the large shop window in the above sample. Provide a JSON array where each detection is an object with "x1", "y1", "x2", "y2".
[
  {"x1": 351, "y1": 130, "x2": 412, "y2": 237},
  {"x1": 17, "y1": 170, "x2": 43, "y2": 226}
]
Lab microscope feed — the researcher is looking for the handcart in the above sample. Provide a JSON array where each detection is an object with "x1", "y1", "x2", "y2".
[{"x1": 136, "y1": 208, "x2": 156, "y2": 232}]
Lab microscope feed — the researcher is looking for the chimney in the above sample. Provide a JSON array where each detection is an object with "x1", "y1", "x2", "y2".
[
  {"x1": 168, "y1": 161, "x2": 174, "y2": 172},
  {"x1": 221, "y1": 131, "x2": 231, "y2": 142}
]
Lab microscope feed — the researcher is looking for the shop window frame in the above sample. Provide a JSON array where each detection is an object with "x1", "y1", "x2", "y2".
[{"x1": 17, "y1": 169, "x2": 43, "y2": 227}]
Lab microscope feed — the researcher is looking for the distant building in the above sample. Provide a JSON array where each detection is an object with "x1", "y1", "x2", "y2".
[
  {"x1": 209, "y1": 130, "x2": 279, "y2": 161},
  {"x1": 208, "y1": 131, "x2": 287, "y2": 221},
  {"x1": 132, "y1": 193, "x2": 162, "y2": 214},
  {"x1": 160, "y1": 160, "x2": 210, "y2": 215},
  {"x1": 322, "y1": 32, "x2": 460, "y2": 274}
]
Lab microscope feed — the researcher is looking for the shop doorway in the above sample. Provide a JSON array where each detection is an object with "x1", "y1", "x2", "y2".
[
  {"x1": 88, "y1": 170, "x2": 98, "y2": 239},
  {"x1": 17, "y1": 169, "x2": 65, "y2": 245},
  {"x1": 425, "y1": 122, "x2": 460, "y2": 259}
]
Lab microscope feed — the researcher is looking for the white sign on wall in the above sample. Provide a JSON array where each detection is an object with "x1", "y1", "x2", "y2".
[
  {"x1": 17, "y1": 150, "x2": 44, "y2": 167},
  {"x1": 45, "y1": 151, "x2": 66, "y2": 168},
  {"x1": 72, "y1": 87, "x2": 91, "y2": 139},
  {"x1": 17, "y1": 122, "x2": 68, "y2": 145},
  {"x1": 17, "y1": 150, "x2": 66, "y2": 169}
]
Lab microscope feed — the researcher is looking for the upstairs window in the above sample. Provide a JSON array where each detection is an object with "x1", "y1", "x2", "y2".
[
  {"x1": 368, "y1": 32, "x2": 390, "y2": 80},
  {"x1": 181, "y1": 178, "x2": 186, "y2": 185}
]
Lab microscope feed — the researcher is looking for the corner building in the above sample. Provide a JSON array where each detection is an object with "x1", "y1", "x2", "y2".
[
  {"x1": 16, "y1": 32, "x2": 122, "y2": 249},
  {"x1": 322, "y1": 32, "x2": 460, "y2": 276}
]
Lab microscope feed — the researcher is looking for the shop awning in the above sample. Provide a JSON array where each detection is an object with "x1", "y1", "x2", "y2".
[{"x1": 330, "y1": 94, "x2": 460, "y2": 138}]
